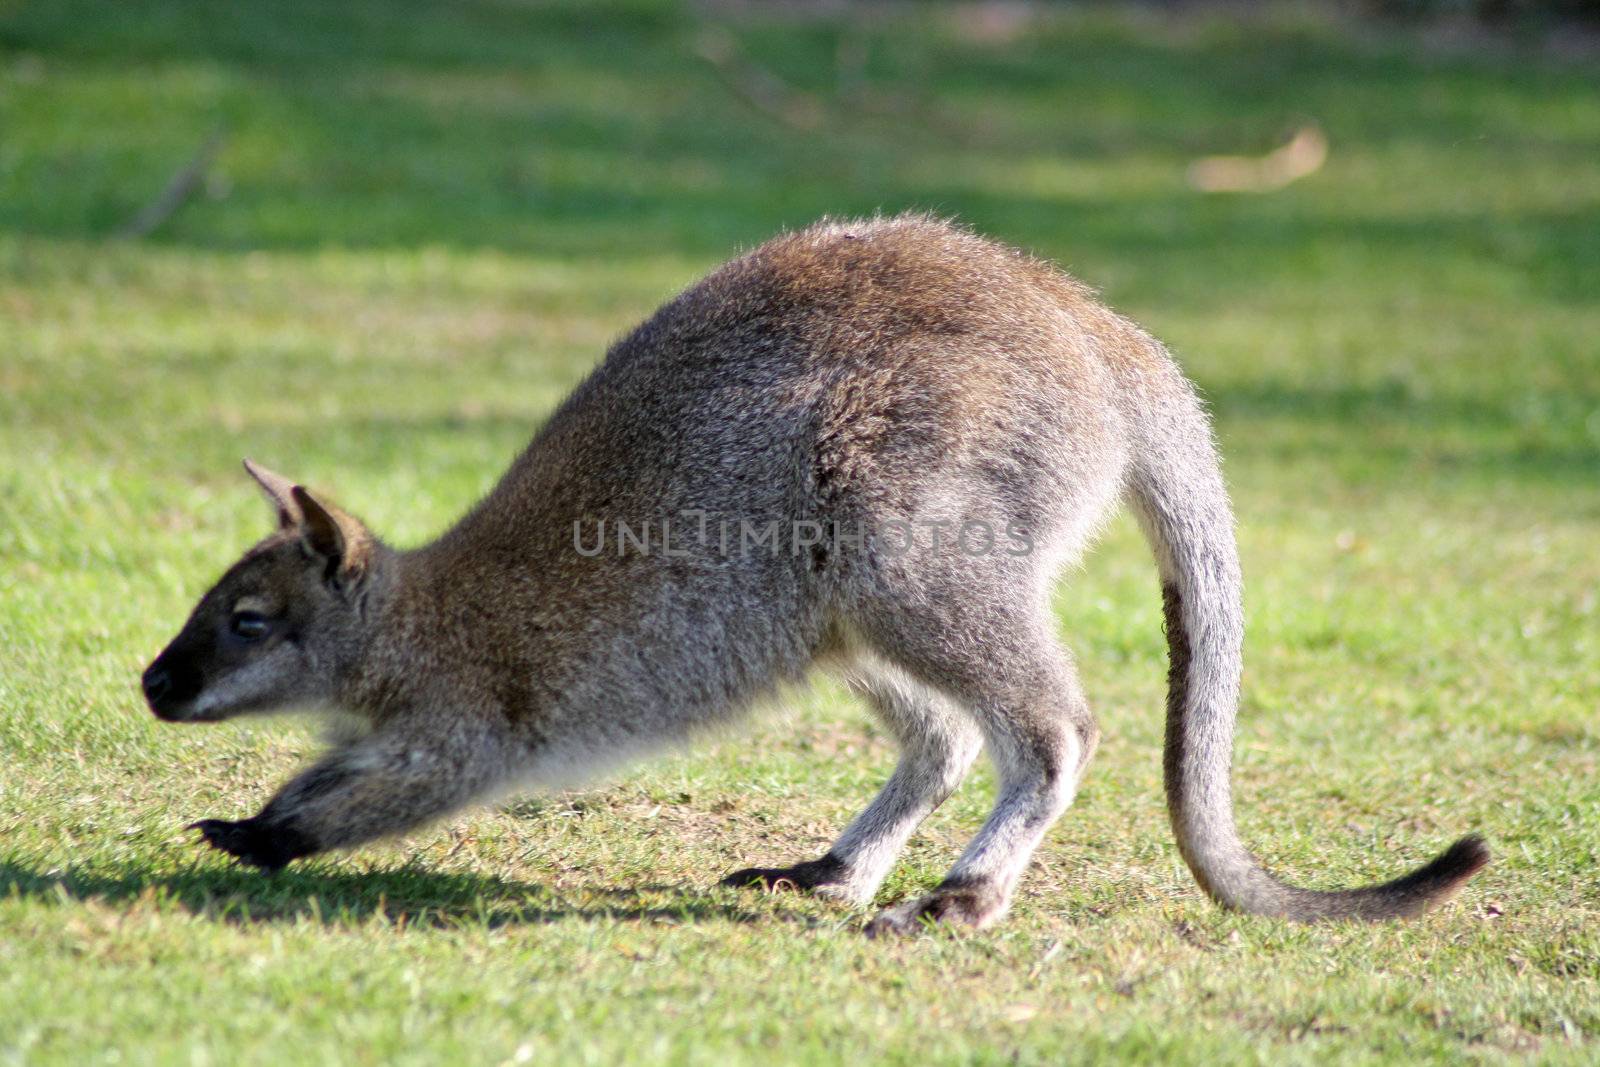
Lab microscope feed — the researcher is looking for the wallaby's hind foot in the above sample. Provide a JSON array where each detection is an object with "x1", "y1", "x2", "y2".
[
  {"x1": 720, "y1": 854, "x2": 851, "y2": 895},
  {"x1": 847, "y1": 596, "x2": 1100, "y2": 936},
  {"x1": 721, "y1": 649, "x2": 987, "y2": 907},
  {"x1": 863, "y1": 878, "x2": 1008, "y2": 937}
]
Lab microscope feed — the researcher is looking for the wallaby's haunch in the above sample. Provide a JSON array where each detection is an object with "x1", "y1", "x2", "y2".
[{"x1": 143, "y1": 215, "x2": 1488, "y2": 933}]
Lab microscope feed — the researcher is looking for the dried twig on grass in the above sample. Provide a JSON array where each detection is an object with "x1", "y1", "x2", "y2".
[
  {"x1": 692, "y1": 27, "x2": 823, "y2": 130},
  {"x1": 115, "y1": 126, "x2": 228, "y2": 240},
  {"x1": 1187, "y1": 125, "x2": 1328, "y2": 194}
]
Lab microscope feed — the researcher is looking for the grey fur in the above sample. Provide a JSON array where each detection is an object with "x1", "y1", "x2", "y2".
[{"x1": 144, "y1": 214, "x2": 1487, "y2": 929}]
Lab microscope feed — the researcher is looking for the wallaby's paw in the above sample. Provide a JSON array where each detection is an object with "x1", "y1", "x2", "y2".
[
  {"x1": 189, "y1": 817, "x2": 313, "y2": 873},
  {"x1": 863, "y1": 884, "x2": 1006, "y2": 938},
  {"x1": 720, "y1": 854, "x2": 848, "y2": 894}
]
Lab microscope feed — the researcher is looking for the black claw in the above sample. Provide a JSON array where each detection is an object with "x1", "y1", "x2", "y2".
[
  {"x1": 720, "y1": 866, "x2": 794, "y2": 890},
  {"x1": 720, "y1": 854, "x2": 848, "y2": 893},
  {"x1": 862, "y1": 914, "x2": 907, "y2": 939},
  {"x1": 188, "y1": 817, "x2": 313, "y2": 872}
]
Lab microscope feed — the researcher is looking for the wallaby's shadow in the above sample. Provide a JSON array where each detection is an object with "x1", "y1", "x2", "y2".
[{"x1": 0, "y1": 857, "x2": 822, "y2": 930}]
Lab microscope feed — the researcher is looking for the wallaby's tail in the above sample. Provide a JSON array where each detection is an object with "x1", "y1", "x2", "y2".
[{"x1": 1126, "y1": 389, "x2": 1488, "y2": 921}]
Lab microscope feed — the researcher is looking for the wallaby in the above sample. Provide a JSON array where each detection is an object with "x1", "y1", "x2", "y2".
[{"x1": 142, "y1": 215, "x2": 1488, "y2": 933}]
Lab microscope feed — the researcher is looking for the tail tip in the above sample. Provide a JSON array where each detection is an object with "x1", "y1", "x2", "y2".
[
  {"x1": 1442, "y1": 833, "x2": 1491, "y2": 882},
  {"x1": 1374, "y1": 833, "x2": 1490, "y2": 920}
]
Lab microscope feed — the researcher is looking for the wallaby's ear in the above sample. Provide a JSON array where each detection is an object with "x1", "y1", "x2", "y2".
[
  {"x1": 243, "y1": 458, "x2": 302, "y2": 529},
  {"x1": 290, "y1": 485, "x2": 372, "y2": 584}
]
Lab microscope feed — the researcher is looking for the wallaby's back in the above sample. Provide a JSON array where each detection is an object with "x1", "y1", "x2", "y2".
[{"x1": 414, "y1": 215, "x2": 1145, "y2": 725}]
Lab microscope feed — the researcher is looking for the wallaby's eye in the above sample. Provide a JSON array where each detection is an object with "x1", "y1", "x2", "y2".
[{"x1": 230, "y1": 611, "x2": 272, "y2": 641}]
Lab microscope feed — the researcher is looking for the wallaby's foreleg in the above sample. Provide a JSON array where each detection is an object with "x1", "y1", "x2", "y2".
[
  {"x1": 863, "y1": 636, "x2": 1098, "y2": 936},
  {"x1": 192, "y1": 715, "x2": 511, "y2": 871},
  {"x1": 723, "y1": 659, "x2": 983, "y2": 904}
]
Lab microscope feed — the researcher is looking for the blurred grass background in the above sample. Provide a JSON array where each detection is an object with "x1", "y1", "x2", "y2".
[{"x1": 0, "y1": 1, "x2": 1597, "y2": 1064}]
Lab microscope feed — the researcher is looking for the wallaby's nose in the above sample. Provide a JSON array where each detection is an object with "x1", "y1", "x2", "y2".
[
  {"x1": 143, "y1": 655, "x2": 202, "y2": 720},
  {"x1": 142, "y1": 664, "x2": 173, "y2": 706}
]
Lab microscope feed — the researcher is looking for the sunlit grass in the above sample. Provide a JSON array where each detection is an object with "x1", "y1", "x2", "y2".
[{"x1": 1, "y1": 2, "x2": 1596, "y2": 1063}]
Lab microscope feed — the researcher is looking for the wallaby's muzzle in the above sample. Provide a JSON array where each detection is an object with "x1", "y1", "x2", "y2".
[{"x1": 141, "y1": 650, "x2": 203, "y2": 721}]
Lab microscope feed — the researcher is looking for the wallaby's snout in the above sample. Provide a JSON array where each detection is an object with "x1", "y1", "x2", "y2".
[
  {"x1": 141, "y1": 584, "x2": 278, "y2": 723},
  {"x1": 141, "y1": 649, "x2": 201, "y2": 721}
]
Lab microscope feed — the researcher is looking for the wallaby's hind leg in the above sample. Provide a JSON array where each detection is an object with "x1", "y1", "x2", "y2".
[
  {"x1": 858, "y1": 611, "x2": 1099, "y2": 936},
  {"x1": 192, "y1": 713, "x2": 512, "y2": 871},
  {"x1": 722, "y1": 652, "x2": 983, "y2": 905}
]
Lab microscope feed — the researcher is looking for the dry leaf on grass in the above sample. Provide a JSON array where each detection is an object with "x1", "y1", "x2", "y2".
[{"x1": 1187, "y1": 125, "x2": 1328, "y2": 194}]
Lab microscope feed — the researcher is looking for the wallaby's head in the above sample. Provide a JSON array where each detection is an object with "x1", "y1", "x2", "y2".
[{"x1": 142, "y1": 460, "x2": 388, "y2": 723}]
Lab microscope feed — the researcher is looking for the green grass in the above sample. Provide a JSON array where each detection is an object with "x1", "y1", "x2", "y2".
[{"x1": 2, "y1": 1, "x2": 1598, "y2": 1063}]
